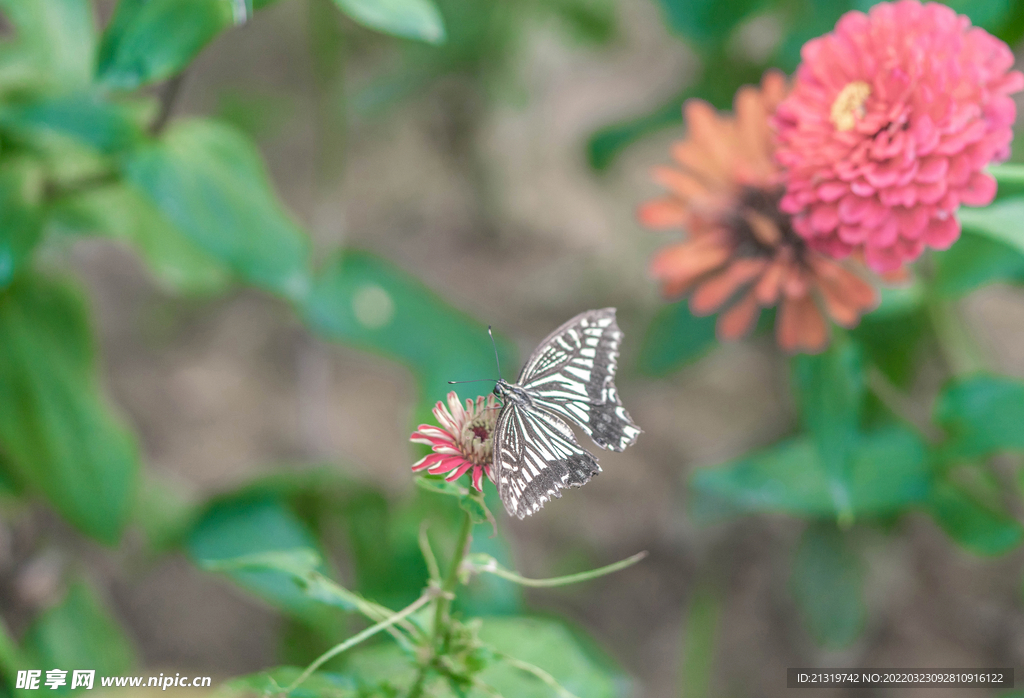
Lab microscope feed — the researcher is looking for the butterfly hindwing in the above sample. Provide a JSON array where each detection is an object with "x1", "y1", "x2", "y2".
[
  {"x1": 519, "y1": 308, "x2": 641, "y2": 451},
  {"x1": 493, "y1": 402, "x2": 600, "y2": 519}
]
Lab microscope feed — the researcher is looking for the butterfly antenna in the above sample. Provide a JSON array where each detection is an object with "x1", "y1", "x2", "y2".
[
  {"x1": 488, "y1": 326, "x2": 501, "y2": 379},
  {"x1": 447, "y1": 379, "x2": 497, "y2": 385}
]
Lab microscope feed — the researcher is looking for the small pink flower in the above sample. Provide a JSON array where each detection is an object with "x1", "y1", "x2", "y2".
[
  {"x1": 410, "y1": 392, "x2": 499, "y2": 492},
  {"x1": 774, "y1": 0, "x2": 1024, "y2": 272}
]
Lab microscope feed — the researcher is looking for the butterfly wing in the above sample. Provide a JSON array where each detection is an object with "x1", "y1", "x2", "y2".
[
  {"x1": 493, "y1": 401, "x2": 600, "y2": 519},
  {"x1": 518, "y1": 308, "x2": 641, "y2": 452}
]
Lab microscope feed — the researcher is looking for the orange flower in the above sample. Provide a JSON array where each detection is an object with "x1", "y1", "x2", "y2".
[{"x1": 639, "y1": 71, "x2": 878, "y2": 353}]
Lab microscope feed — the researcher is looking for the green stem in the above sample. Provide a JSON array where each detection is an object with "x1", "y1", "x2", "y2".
[
  {"x1": 284, "y1": 591, "x2": 434, "y2": 694},
  {"x1": 408, "y1": 511, "x2": 474, "y2": 698},
  {"x1": 469, "y1": 551, "x2": 647, "y2": 587},
  {"x1": 925, "y1": 293, "x2": 984, "y2": 377},
  {"x1": 434, "y1": 511, "x2": 473, "y2": 642}
]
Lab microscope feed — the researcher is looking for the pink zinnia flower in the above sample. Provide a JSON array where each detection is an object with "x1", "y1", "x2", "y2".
[
  {"x1": 774, "y1": 0, "x2": 1024, "y2": 272},
  {"x1": 410, "y1": 392, "x2": 498, "y2": 492}
]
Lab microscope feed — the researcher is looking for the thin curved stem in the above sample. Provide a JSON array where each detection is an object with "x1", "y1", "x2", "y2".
[
  {"x1": 466, "y1": 551, "x2": 647, "y2": 587},
  {"x1": 284, "y1": 591, "x2": 434, "y2": 694}
]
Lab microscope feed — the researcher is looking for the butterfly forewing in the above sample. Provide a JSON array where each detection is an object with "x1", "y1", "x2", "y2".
[
  {"x1": 518, "y1": 308, "x2": 641, "y2": 452},
  {"x1": 492, "y1": 308, "x2": 641, "y2": 518},
  {"x1": 494, "y1": 402, "x2": 600, "y2": 519}
]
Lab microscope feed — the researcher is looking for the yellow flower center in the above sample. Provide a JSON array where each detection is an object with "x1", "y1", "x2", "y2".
[{"x1": 830, "y1": 81, "x2": 871, "y2": 131}]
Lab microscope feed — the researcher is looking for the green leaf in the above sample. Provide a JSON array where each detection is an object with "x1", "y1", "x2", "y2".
[
  {"x1": 853, "y1": 284, "x2": 927, "y2": 386},
  {"x1": 990, "y1": 163, "x2": 1024, "y2": 201},
  {"x1": 187, "y1": 496, "x2": 333, "y2": 627},
  {"x1": 414, "y1": 475, "x2": 467, "y2": 498},
  {"x1": 636, "y1": 299, "x2": 718, "y2": 375},
  {"x1": 0, "y1": 0, "x2": 96, "y2": 90},
  {"x1": 0, "y1": 275, "x2": 138, "y2": 543},
  {"x1": 927, "y1": 480, "x2": 1022, "y2": 555},
  {"x1": 934, "y1": 375, "x2": 1024, "y2": 460},
  {"x1": 96, "y1": 0, "x2": 241, "y2": 90},
  {"x1": 303, "y1": 249, "x2": 515, "y2": 411},
  {"x1": 332, "y1": 0, "x2": 446, "y2": 44},
  {"x1": 0, "y1": 159, "x2": 43, "y2": 289},
  {"x1": 544, "y1": 0, "x2": 616, "y2": 44},
  {"x1": 690, "y1": 426, "x2": 930, "y2": 521},
  {"x1": 789, "y1": 523, "x2": 865, "y2": 649},
  {"x1": 957, "y1": 197, "x2": 1024, "y2": 259},
  {"x1": 791, "y1": 341, "x2": 864, "y2": 524},
  {"x1": 679, "y1": 585, "x2": 720, "y2": 698},
  {"x1": 933, "y1": 231, "x2": 1024, "y2": 297},
  {"x1": 459, "y1": 490, "x2": 492, "y2": 527},
  {"x1": 224, "y1": 668, "x2": 358, "y2": 698},
  {"x1": 50, "y1": 183, "x2": 231, "y2": 294},
  {"x1": 942, "y1": 0, "x2": 1012, "y2": 32},
  {"x1": 0, "y1": 93, "x2": 145, "y2": 154},
  {"x1": 22, "y1": 581, "x2": 136, "y2": 684},
  {"x1": 477, "y1": 617, "x2": 627, "y2": 698},
  {"x1": 122, "y1": 119, "x2": 311, "y2": 299},
  {"x1": 654, "y1": 0, "x2": 763, "y2": 43}
]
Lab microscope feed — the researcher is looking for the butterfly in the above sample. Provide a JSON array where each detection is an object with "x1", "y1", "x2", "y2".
[{"x1": 491, "y1": 308, "x2": 641, "y2": 519}]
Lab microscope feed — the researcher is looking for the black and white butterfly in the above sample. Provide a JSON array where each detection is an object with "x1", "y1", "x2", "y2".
[{"x1": 491, "y1": 308, "x2": 641, "y2": 519}]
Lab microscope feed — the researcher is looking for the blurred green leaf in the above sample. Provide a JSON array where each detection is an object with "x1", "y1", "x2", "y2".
[
  {"x1": 187, "y1": 495, "x2": 334, "y2": 628},
  {"x1": 934, "y1": 375, "x2": 1024, "y2": 460},
  {"x1": 853, "y1": 285, "x2": 927, "y2": 387},
  {"x1": 415, "y1": 475, "x2": 467, "y2": 498},
  {"x1": 224, "y1": 668, "x2": 358, "y2": 698},
  {"x1": 96, "y1": 0, "x2": 240, "y2": 90},
  {"x1": 477, "y1": 617, "x2": 627, "y2": 698},
  {"x1": 678, "y1": 584, "x2": 719, "y2": 698},
  {"x1": 942, "y1": 0, "x2": 1011, "y2": 32},
  {"x1": 637, "y1": 299, "x2": 718, "y2": 375},
  {"x1": 690, "y1": 426, "x2": 930, "y2": 521},
  {"x1": 0, "y1": 159, "x2": 43, "y2": 290},
  {"x1": 332, "y1": 0, "x2": 446, "y2": 44},
  {"x1": 927, "y1": 480, "x2": 1022, "y2": 555},
  {"x1": 22, "y1": 581, "x2": 136, "y2": 685},
  {"x1": 342, "y1": 644, "x2": 418, "y2": 694},
  {"x1": 133, "y1": 476, "x2": 199, "y2": 551},
  {"x1": 0, "y1": 0, "x2": 96, "y2": 90},
  {"x1": 544, "y1": 0, "x2": 616, "y2": 44},
  {"x1": 122, "y1": 119, "x2": 311, "y2": 299},
  {"x1": 957, "y1": 198, "x2": 1024, "y2": 259},
  {"x1": 991, "y1": 163, "x2": 1024, "y2": 201},
  {"x1": 789, "y1": 522, "x2": 864, "y2": 649},
  {"x1": 0, "y1": 93, "x2": 145, "y2": 154},
  {"x1": 654, "y1": 0, "x2": 764, "y2": 43},
  {"x1": 0, "y1": 275, "x2": 138, "y2": 543},
  {"x1": 932, "y1": 231, "x2": 1024, "y2": 297},
  {"x1": 303, "y1": 249, "x2": 515, "y2": 412},
  {"x1": 50, "y1": 182, "x2": 231, "y2": 294},
  {"x1": 791, "y1": 341, "x2": 864, "y2": 524}
]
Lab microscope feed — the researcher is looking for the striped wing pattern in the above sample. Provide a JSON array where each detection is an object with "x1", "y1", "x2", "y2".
[
  {"x1": 494, "y1": 402, "x2": 599, "y2": 519},
  {"x1": 494, "y1": 308, "x2": 642, "y2": 518},
  {"x1": 519, "y1": 308, "x2": 641, "y2": 452}
]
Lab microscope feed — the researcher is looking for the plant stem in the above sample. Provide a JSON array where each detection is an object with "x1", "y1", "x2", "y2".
[
  {"x1": 284, "y1": 591, "x2": 434, "y2": 694},
  {"x1": 408, "y1": 511, "x2": 474, "y2": 698},
  {"x1": 925, "y1": 293, "x2": 984, "y2": 377},
  {"x1": 434, "y1": 511, "x2": 473, "y2": 645},
  {"x1": 469, "y1": 550, "x2": 647, "y2": 587}
]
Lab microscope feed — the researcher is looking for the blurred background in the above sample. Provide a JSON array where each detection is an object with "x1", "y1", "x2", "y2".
[{"x1": 4, "y1": 0, "x2": 1024, "y2": 696}]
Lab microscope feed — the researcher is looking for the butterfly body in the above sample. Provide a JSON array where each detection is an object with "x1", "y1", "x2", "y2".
[{"x1": 492, "y1": 308, "x2": 641, "y2": 519}]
